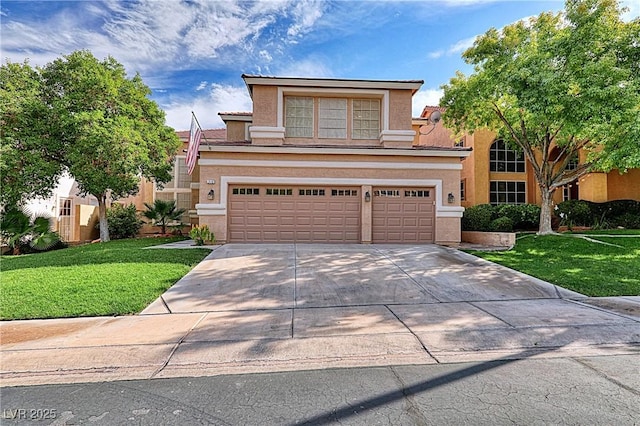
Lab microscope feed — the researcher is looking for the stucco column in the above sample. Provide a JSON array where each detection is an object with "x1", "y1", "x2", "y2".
[{"x1": 361, "y1": 185, "x2": 372, "y2": 243}]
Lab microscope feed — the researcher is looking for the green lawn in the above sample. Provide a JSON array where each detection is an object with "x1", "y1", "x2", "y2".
[
  {"x1": 467, "y1": 231, "x2": 640, "y2": 297},
  {"x1": 0, "y1": 238, "x2": 211, "y2": 320}
]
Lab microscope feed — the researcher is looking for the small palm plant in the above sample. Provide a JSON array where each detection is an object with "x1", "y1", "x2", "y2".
[
  {"x1": 142, "y1": 199, "x2": 187, "y2": 235},
  {"x1": 0, "y1": 207, "x2": 61, "y2": 255}
]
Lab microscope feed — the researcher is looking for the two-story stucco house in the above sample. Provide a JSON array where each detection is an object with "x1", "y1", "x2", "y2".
[{"x1": 194, "y1": 75, "x2": 471, "y2": 245}]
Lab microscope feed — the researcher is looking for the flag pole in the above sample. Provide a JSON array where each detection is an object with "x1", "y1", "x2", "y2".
[{"x1": 191, "y1": 111, "x2": 211, "y2": 147}]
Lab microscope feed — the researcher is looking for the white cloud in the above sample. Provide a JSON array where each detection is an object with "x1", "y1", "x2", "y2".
[
  {"x1": 426, "y1": 35, "x2": 476, "y2": 60},
  {"x1": 196, "y1": 81, "x2": 208, "y2": 91},
  {"x1": 448, "y1": 36, "x2": 477, "y2": 55},
  {"x1": 0, "y1": 0, "x2": 329, "y2": 74},
  {"x1": 163, "y1": 84, "x2": 252, "y2": 130},
  {"x1": 412, "y1": 88, "x2": 444, "y2": 117},
  {"x1": 274, "y1": 57, "x2": 334, "y2": 78},
  {"x1": 286, "y1": 0, "x2": 325, "y2": 39},
  {"x1": 259, "y1": 50, "x2": 273, "y2": 62}
]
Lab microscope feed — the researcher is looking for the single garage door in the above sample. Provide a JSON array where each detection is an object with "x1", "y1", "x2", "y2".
[
  {"x1": 228, "y1": 185, "x2": 361, "y2": 243},
  {"x1": 372, "y1": 188, "x2": 435, "y2": 243}
]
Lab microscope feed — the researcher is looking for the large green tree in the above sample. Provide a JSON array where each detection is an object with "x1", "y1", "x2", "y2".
[
  {"x1": 441, "y1": 0, "x2": 640, "y2": 234},
  {"x1": 1, "y1": 61, "x2": 64, "y2": 206},
  {"x1": 1, "y1": 51, "x2": 181, "y2": 241}
]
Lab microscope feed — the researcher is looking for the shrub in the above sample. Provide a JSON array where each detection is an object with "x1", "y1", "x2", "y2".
[
  {"x1": 591, "y1": 199, "x2": 640, "y2": 221},
  {"x1": 490, "y1": 216, "x2": 514, "y2": 232},
  {"x1": 189, "y1": 224, "x2": 214, "y2": 246},
  {"x1": 555, "y1": 200, "x2": 593, "y2": 227},
  {"x1": 0, "y1": 207, "x2": 61, "y2": 255},
  {"x1": 462, "y1": 204, "x2": 495, "y2": 231},
  {"x1": 142, "y1": 199, "x2": 187, "y2": 235},
  {"x1": 105, "y1": 204, "x2": 143, "y2": 240},
  {"x1": 495, "y1": 203, "x2": 540, "y2": 230},
  {"x1": 612, "y1": 212, "x2": 640, "y2": 229}
]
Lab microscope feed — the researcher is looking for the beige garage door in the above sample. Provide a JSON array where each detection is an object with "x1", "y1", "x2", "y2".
[
  {"x1": 372, "y1": 188, "x2": 435, "y2": 243},
  {"x1": 228, "y1": 185, "x2": 361, "y2": 243}
]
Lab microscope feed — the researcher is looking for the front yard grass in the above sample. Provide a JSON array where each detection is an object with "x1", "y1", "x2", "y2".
[
  {"x1": 467, "y1": 231, "x2": 640, "y2": 297},
  {"x1": 0, "y1": 238, "x2": 211, "y2": 320}
]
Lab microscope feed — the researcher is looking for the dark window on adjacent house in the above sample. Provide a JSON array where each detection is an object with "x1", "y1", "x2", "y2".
[
  {"x1": 490, "y1": 181, "x2": 526, "y2": 205},
  {"x1": 490, "y1": 140, "x2": 525, "y2": 172}
]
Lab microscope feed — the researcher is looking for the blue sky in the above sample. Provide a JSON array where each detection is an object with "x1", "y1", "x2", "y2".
[{"x1": 2, "y1": 0, "x2": 638, "y2": 131}]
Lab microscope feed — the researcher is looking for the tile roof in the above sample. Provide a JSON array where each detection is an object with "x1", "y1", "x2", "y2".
[{"x1": 176, "y1": 128, "x2": 227, "y2": 141}]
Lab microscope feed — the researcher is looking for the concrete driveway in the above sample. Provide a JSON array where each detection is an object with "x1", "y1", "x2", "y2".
[{"x1": 2, "y1": 243, "x2": 639, "y2": 386}]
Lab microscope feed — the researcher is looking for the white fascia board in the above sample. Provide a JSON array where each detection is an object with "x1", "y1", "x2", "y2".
[
  {"x1": 437, "y1": 206, "x2": 465, "y2": 217},
  {"x1": 196, "y1": 203, "x2": 226, "y2": 216},
  {"x1": 219, "y1": 114, "x2": 252, "y2": 122},
  {"x1": 199, "y1": 159, "x2": 462, "y2": 170},
  {"x1": 249, "y1": 126, "x2": 285, "y2": 139},
  {"x1": 202, "y1": 145, "x2": 472, "y2": 158},
  {"x1": 244, "y1": 76, "x2": 423, "y2": 92},
  {"x1": 379, "y1": 130, "x2": 417, "y2": 143}
]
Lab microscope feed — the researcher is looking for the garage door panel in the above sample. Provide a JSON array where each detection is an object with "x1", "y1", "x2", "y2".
[
  {"x1": 229, "y1": 185, "x2": 360, "y2": 243},
  {"x1": 263, "y1": 216, "x2": 279, "y2": 226},
  {"x1": 372, "y1": 187, "x2": 435, "y2": 244}
]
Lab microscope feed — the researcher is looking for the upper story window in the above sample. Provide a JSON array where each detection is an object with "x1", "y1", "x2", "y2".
[
  {"x1": 566, "y1": 155, "x2": 579, "y2": 170},
  {"x1": 284, "y1": 96, "x2": 380, "y2": 140},
  {"x1": 318, "y1": 98, "x2": 347, "y2": 139},
  {"x1": 285, "y1": 96, "x2": 313, "y2": 138},
  {"x1": 490, "y1": 140, "x2": 525, "y2": 173},
  {"x1": 352, "y1": 99, "x2": 380, "y2": 139}
]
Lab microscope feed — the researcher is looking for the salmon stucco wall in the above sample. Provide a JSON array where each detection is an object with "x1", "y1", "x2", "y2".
[
  {"x1": 251, "y1": 86, "x2": 278, "y2": 127},
  {"x1": 197, "y1": 151, "x2": 464, "y2": 243},
  {"x1": 225, "y1": 121, "x2": 248, "y2": 141},
  {"x1": 388, "y1": 90, "x2": 412, "y2": 130}
]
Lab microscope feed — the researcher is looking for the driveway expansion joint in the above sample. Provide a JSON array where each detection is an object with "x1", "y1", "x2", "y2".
[
  {"x1": 384, "y1": 304, "x2": 439, "y2": 363},
  {"x1": 571, "y1": 357, "x2": 640, "y2": 397},
  {"x1": 150, "y1": 313, "x2": 208, "y2": 379}
]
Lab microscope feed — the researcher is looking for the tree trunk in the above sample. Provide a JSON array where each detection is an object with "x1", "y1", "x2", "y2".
[
  {"x1": 97, "y1": 194, "x2": 110, "y2": 242},
  {"x1": 538, "y1": 187, "x2": 556, "y2": 235}
]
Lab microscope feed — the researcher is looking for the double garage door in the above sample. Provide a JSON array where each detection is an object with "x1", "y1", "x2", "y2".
[{"x1": 228, "y1": 185, "x2": 434, "y2": 243}]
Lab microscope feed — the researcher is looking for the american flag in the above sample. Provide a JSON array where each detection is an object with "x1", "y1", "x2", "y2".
[{"x1": 186, "y1": 114, "x2": 202, "y2": 175}]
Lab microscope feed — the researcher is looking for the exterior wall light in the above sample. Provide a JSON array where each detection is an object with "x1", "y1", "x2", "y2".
[
  {"x1": 207, "y1": 189, "x2": 215, "y2": 200},
  {"x1": 365, "y1": 191, "x2": 371, "y2": 202},
  {"x1": 448, "y1": 192, "x2": 455, "y2": 204}
]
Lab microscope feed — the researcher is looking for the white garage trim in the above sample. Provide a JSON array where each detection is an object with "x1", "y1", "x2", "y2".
[
  {"x1": 196, "y1": 176, "x2": 464, "y2": 218},
  {"x1": 198, "y1": 159, "x2": 462, "y2": 170}
]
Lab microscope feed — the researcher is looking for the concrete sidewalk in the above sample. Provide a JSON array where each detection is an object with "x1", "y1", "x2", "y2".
[{"x1": 1, "y1": 244, "x2": 639, "y2": 387}]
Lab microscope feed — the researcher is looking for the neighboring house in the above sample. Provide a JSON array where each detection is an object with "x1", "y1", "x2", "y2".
[
  {"x1": 24, "y1": 172, "x2": 100, "y2": 242},
  {"x1": 415, "y1": 106, "x2": 640, "y2": 208},
  {"x1": 194, "y1": 74, "x2": 471, "y2": 245}
]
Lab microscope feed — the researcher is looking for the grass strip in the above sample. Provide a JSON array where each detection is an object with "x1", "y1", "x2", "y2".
[
  {"x1": 0, "y1": 238, "x2": 211, "y2": 320},
  {"x1": 467, "y1": 231, "x2": 640, "y2": 297}
]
